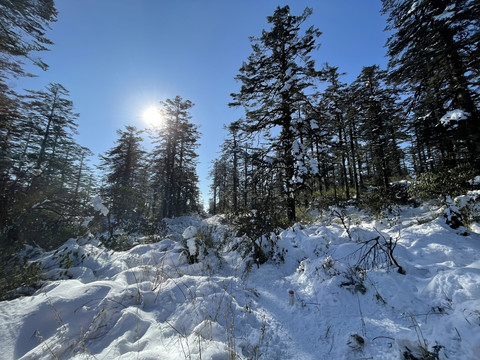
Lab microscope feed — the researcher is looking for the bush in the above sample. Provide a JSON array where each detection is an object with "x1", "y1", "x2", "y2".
[
  {"x1": 100, "y1": 233, "x2": 136, "y2": 251},
  {"x1": 389, "y1": 180, "x2": 411, "y2": 204},
  {"x1": 409, "y1": 164, "x2": 477, "y2": 201},
  {"x1": 195, "y1": 228, "x2": 215, "y2": 249},
  {"x1": 229, "y1": 208, "x2": 285, "y2": 266},
  {"x1": 295, "y1": 206, "x2": 317, "y2": 224},
  {"x1": 359, "y1": 187, "x2": 394, "y2": 216},
  {"x1": 454, "y1": 190, "x2": 480, "y2": 227},
  {"x1": 0, "y1": 244, "x2": 42, "y2": 301}
]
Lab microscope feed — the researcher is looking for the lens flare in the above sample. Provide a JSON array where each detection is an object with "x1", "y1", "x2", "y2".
[{"x1": 144, "y1": 107, "x2": 163, "y2": 127}]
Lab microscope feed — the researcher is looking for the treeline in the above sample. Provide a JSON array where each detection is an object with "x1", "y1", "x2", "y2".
[
  {"x1": 209, "y1": 2, "x2": 480, "y2": 224},
  {"x1": 0, "y1": 1, "x2": 201, "y2": 254},
  {"x1": 1, "y1": 0, "x2": 479, "y2": 255},
  {"x1": 97, "y1": 96, "x2": 202, "y2": 243}
]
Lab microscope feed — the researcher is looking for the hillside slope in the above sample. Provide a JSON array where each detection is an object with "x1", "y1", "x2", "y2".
[{"x1": 0, "y1": 204, "x2": 479, "y2": 360}]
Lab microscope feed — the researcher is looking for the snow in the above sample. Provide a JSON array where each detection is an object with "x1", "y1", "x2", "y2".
[
  {"x1": 407, "y1": 1, "x2": 418, "y2": 16},
  {"x1": 291, "y1": 140, "x2": 301, "y2": 156},
  {"x1": 1, "y1": 204, "x2": 480, "y2": 359},
  {"x1": 182, "y1": 225, "x2": 198, "y2": 239},
  {"x1": 434, "y1": 11, "x2": 455, "y2": 21},
  {"x1": 440, "y1": 109, "x2": 470, "y2": 127},
  {"x1": 92, "y1": 196, "x2": 109, "y2": 216},
  {"x1": 279, "y1": 82, "x2": 292, "y2": 93},
  {"x1": 434, "y1": 5, "x2": 456, "y2": 22},
  {"x1": 469, "y1": 176, "x2": 480, "y2": 186}
]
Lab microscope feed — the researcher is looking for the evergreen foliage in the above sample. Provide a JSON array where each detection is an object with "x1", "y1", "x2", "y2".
[
  {"x1": 409, "y1": 164, "x2": 476, "y2": 201},
  {"x1": 348, "y1": 65, "x2": 406, "y2": 192},
  {"x1": 150, "y1": 96, "x2": 201, "y2": 220},
  {"x1": 213, "y1": 3, "x2": 478, "y2": 220},
  {"x1": 0, "y1": 83, "x2": 94, "y2": 250},
  {"x1": 99, "y1": 126, "x2": 148, "y2": 234},
  {"x1": 0, "y1": 0, "x2": 57, "y2": 81},
  {"x1": 230, "y1": 5, "x2": 321, "y2": 223},
  {"x1": 0, "y1": 0, "x2": 479, "y2": 296},
  {"x1": 382, "y1": 0, "x2": 480, "y2": 167}
]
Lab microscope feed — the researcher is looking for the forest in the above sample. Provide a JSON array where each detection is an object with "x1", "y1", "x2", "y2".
[
  {"x1": 1, "y1": 1, "x2": 480, "y2": 359},
  {"x1": 1, "y1": 0, "x2": 479, "y2": 302}
]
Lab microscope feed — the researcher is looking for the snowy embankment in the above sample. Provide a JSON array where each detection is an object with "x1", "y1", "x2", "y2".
[{"x1": 0, "y1": 204, "x2": 479, "y2": 360}]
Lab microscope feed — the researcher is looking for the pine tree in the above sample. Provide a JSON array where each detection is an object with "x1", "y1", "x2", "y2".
[
  {"x1": 348, "y1": 65, "x2": 405, "y2": 192},
  {"x1": 0, "y1": 0, "x2": 57, "y2": 81},
  {"x1": 100, "y1": 126, "x2": 147, "y2": 233},
  {"x1": 382, "y1": 0, "x2": 480, "y2": 165},
  {"x1": 0, "y1": 0, "x2": 59, "y2": 192},
  {"x1": 1, "y1": 83, "x2": 93, "y2": 249},
  {"x1": 22, "y1": 83, "x2": 79, "y2": 173},
  {"x1": 230, "y1": 5, "x2": 321, "y2": 222},
  {"x1": 210, "y1": 122, "x2": 243, "y2": 214},
  {"x1": 1, "y1": 0, "x2": 57, "y2": 235},
  {"x1": 150, "y1": 96, "x2": 200, "y2": 220},
  {"x1": 317, "y1": 64, "x2": 353, "y2": 199},
  {"x1": 209, "y1": 155, "x2": 232, "y2": 214}
]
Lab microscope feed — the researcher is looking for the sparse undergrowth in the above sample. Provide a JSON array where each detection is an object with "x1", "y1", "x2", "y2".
[{"x1": 0, "y1": 204, "x2": 479, "y2": 359}]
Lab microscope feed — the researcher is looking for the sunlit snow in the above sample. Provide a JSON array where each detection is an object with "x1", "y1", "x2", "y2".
[
  {"x1": 1, "y1": 205, "x2": 479, "y2": 359},
  {"x1": 440, "y1": 109, "x2": 470, "y2": 127}
]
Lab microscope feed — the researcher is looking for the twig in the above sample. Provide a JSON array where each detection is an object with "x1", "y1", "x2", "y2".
[
  {"x1": 357, "y1": 293, "x2": 366, "y2": 337},
  {"x1": 328, "y1": 333, "x2": 335, "y2": 354},
  {"x1": 372, "y1": 336, "x2": 395, "y2": 341},
  {"x1": 34, "y1": 330, "x2": 59, "y2": 360}
]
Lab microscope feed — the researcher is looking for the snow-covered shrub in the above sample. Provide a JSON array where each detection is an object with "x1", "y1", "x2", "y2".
[
  {"x1": 322, "y1": 255, "x2": 339, "y2": 277},
  {"x1": 194, "y1": 227, "x2": 215, "y2": 249},
  {"x1": 182, "y1": 226, "x2": 207, "y2": 264},
  {"x1": 444, "y1": 195, "x2": 464, "y2": 230},
  {"x1": 340, "y1": 267, "x2": 367, "y2": 294},
  {"x1": 454, "y1": 190, "x2": 480, "y2": 226},
  {"x1": 229, "y1": 209, "x2": 284, "y2": 266},
  {"x1": 294, "y1": 205, "x2": 318, "y2": 224},
  {"x1": 350, "y1": 232, "x2": 405, "y2": 274},
  {"x1": 100, "y1": 232, "x2": 137, "y2": 251}
]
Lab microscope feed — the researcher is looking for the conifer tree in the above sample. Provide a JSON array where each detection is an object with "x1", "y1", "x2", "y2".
[
  {"x1": 230, "y1": 5, "x2": 321, "y2": 222},
  {"x1": 0, "y1": 0, "x2": 57, "y2": 81},
  {"x1": 22, "y1": 83, "x2": 79, "y2": 172},
  {"x1": 100, "y1": 126, "x2": 147, "y2": 233},
  {"x1": 317, "y1": 64, "x2": 352, "y2": 199},
  {"x1": 150, "y1": 96, "x2": 200, "y2": 220},
  {"x1": 382, "y1": 0, "x2": 480, "y2": 165},
  {"x1": 0, "y1": 0, "x2": 57, "y2": 238},
  {"x1": 209, "y1": 155, "x2": 231, "y2": 214},
  {"x1": 1, "y1": 83, "x2": 92, "y2": 249},
  {"x1": 348, "y1": 65, "x2": 405, "y2": 192}
]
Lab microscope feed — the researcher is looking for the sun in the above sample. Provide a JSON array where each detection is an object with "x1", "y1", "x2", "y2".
[{"x1": 143, "y1": 106, "x2": 163, "y2": 127}]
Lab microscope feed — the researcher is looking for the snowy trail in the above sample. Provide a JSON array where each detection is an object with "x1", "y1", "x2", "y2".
[
  {"x1": 246, "y1": 264, "x2": 323, "y2": 359},
  {"x1": 245, "y1": 262, "x2": 382, "y2": 359}
]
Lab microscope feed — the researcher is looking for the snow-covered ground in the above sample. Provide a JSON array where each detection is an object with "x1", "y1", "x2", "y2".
[{"x1": 1, "y1": 203, "x2": 479, "y2": 359}]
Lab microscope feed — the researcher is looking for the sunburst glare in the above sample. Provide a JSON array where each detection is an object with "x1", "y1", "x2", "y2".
[{"x1": 143, "y1": 106, "x2": 163, "y2": 127}]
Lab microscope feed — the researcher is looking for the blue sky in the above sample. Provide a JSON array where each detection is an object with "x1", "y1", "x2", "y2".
[{"x1": 12, "y1": 0, "x2": 389, "y2": 205}]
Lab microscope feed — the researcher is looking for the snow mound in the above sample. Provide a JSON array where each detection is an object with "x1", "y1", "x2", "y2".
[{"x1": 0, "y1": 208, "x2": 479, "y2": 359}]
